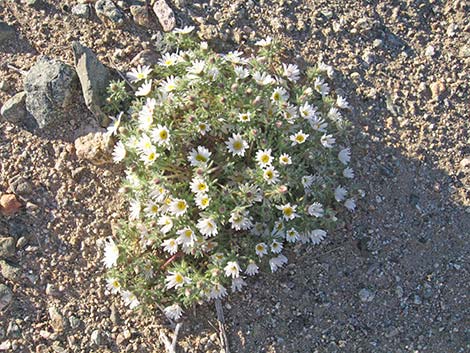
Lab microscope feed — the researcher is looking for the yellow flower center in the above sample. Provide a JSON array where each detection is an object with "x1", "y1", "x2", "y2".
[
  {"x1": 295, "y1": 135, "x2": 305, "y2": 143},
  {"x1": 201, "y1": 198, "x2": 209, "y2": 206},
  {"x1": 284, "y1": 207, "x2": 293, "y2": 217},
  {"x1": 184, "y1": 230, "x2": 193, "y2": 238},
  {"x1": 233, "y1": 141, "x2": 243, "y2": 150},
  {"x1": 175, "y1": 274, "x2": 184, "y2": 284},
  {"x1": 265, "y1": 170, "x2": 273, "y2": 179},
  {"x1": 177, "y1": 201, "x2": 187, "y2": 211},
  {"x1": 196, "y1": 154, "x2": 207, "y2": 162},
  {"x1": 256, "y1": 244, "x2": 264, "y2": 251},
  {"x1": 159, "y1": 130, "x2": 168, "y2": 140},
  {"x1": 260, "y1": 154, "x2": 270, "y2": 164}
]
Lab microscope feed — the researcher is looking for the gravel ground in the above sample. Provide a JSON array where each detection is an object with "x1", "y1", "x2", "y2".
[{"x1": 0, "y1": 1, "x2": 469, "y2": 352}]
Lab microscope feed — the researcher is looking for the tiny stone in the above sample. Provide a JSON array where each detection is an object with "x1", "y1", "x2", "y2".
[
  {"x1": 359, "y1": 288, "x2": 375, "y2": 302},
  {"x1": 373, "y1": 39, "x2": 383, "y2": 48},
  {"x1": 425, "y1": 45, "x2": 435, "y2": 57},
  {"x1": 0, "y1": 80, "x2": 9, "y2": 91},
  {"x1": 0, "y1": 260, "x2": 21, "y2": 281},
  {"x1": 71, "y1": 4, "x2": 91, "y2": 19},
  {"x1": 6, "y1": 321, "x2": 20, "y2": 338},
  {"x1": 0, "y1": 238, "x2": 16, "y2": 259},
  {"x1": 90, "y1": 329, "x2": 102, "y2": 346},
  {"x1": 0, "y1": 284, "x2": 13, "y2": 311},
  {"x1": 413, "y1": 295, "x2": 422, "y2": 305},
  {"x1": 48, "y1": 307, "x2": 67, "y2": 333}
]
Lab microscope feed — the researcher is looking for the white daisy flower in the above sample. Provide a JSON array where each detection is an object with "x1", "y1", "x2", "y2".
[
  {"x1": 144, "y1": 201, "x2": 160, "y2": 218},
  {"x1": 314, "y1": 76, "x2": 330, "y2": 97},
  {"x1": 343, "y1": 167, "x2": 355, "y2": 179},
  {"x1": 255, "y1": 242, "x2": 268, "y2": 257},
  {"x1": 151, "y1": 124, "x2": 171, "y2": 147},
  {"x1": 255, "y1": 149, "x2": 273, "y2": 168},
  {"x1": 102, "y1": 238, "x2": 119, "y2": 268},
  {"x1": 188, "y1": 146, "x2": 211, "y2": 167},
  {"x1": 224, "y1": 50, "x2": 245, "y2": 64},
  {"x1": 276, "y1": 203, "x2": 298, "y2": 221},
  {"x1": 270, "y1": 239, "x2": 283, "y2": 254},
  {"x1": 282, "y1": 63, "x2": 300, "y2": 82},
  {"x1": 238, "y1": 112, "x2": 251, "y2": 122},
  {"x1": 271, "y1": 87, "x2": 288, "y2": 103},
  {"x1": 269, "y1": 254, "x2": 288, "y2": 272},
  {"x1": 279, "y1": 153, "x2": 292, "y2": 165},
  {"x1": 106, "y1": 277, "x2": 121, "y2": 294},
  {"x1": 338, "y1": 148, "x2": 351, "y2": 165},
  {"x1": 328, "y1": 107, "x2": 343, "y2": 122},
  {"x1": 344, "y1": 198, "x2": 356, "y2": 211},
  {"x1": 272, "y1": 220, "x2": 286, "y2": 238},
  {"x1": 158, "y1": 52, "x2": 179, "y2": 67},
  {"x1": 176, "y1": 228, "x2": 196, "y2": 247},
  {"x1": 160, "y1": 75, "x2": 179, "y2": 92},
  {"x1": 164, "y1": 304, "x2": 184, "y2": 321},
  {"x1": 165, "y1": 271, "x2": 191, "y2": 290},
  {"x1": 129, "y1": 199, "x2": 141, "y2": 220},
  {"x1": 174, "y1": 25, "x2": 195, "y2": 34},
  {"x1": 135, "y1": 80, "x2": 152, "y2": 96},
  {"x1": 299, "y1": 102, "x2": 316, "y2": 120},
  {"x1": 126, "y1": 65, "x2": 152, "y2": 82},
  {"x1": 140, "y1": 148, "x2": 159, "y2": 166},
  {"x1": 309, "y1": 229, "x2": 326, "y2": 245},
  {"x1": 321, "y1": 134, "x2": 336, "y2": 148},
  {"x1": 197, "y1": 122, "x2": 211, "y2": 135},
  {"x1": 138, "y1": 99, "x2": 156, "y2": 130},
  {"x1": 290, "y1": 130, "x2": 309, "y2": 145},
  {"x1": 245, "y1": 262, "x2": 259, "y2": 276},
  {"x1": 263, "y1": 166, "x2": 279, "y2": 184},
  {"x1": 187, "y1": 59, "x2": 205, "y2": 75},
  {"x1": 190, "y1": 177, "x2": 209, "y2": 194},
  {"x1": 207, "y1": 67, "x2": 220, "y2": 80},
  {"x1": 112, "y1": 141, "x2": 126, "y2": 163},
  {"x1": 195, "y1": 193, "x2": 211, "y2": 210},
  {"x1": 286, "y1": 228, "x2": 300, "y2": 243},
  {"x1": 318, "y1": 61, "x2": 334, "y2": 78},
  {"x1": 234, "y1": 66, "x2": 249, "y2": 79},
  {"x1": 255, "y1": 36, "x2": 272, "y2": 47},
  {"x1": 224, "y1": 261, "x2": 241, "y2": 278},
  {"x1": 309, "y1": 116, "x2": 328, "y2": 132},
  {"x1": 229, "y1": 210, "x2": 253, "y2": 231},
  {"x1": 158, "y1": 215, "x2": 173, "y2": 234},
  {"x1": 162, "y1": 238, "x2": 178, "y2": 255},
  {"x1": 334, "y1": 186, "x2": 348, "y2": 202},
  {"x1": 226, "y1": 133, "x2": 249, "y2": 157},
  {"x1": 301, "y1": 175, "x2": 315, "y2": 190},
  {"x1": 283, "y1": 104, "x2": 298, "y2": 122},
  {"x1": 307, "y1": 202, "x2": 324, "y2": 217},
  {"x1": 231, "y1": 277, "x2": 247, "y2": 292},
  {"x1": 169, "y1": 199, "x2": 188, "y2": 217},
  {"x1": 137, "y1": 134, "x2": 154, "y2": 154},
  {"x1": 251, "y1": 222, "x2": 266, "y2": 236},
  {"x1": 209, "y1": 283, "x2": 228, "y2": 300},
  {"x1": 253, "y1": 71, "x2": 274, "y2": 85},
  {"x1": 197, "y1": 217, "x2": 218, "y2": 238},
  {"x1": 121, "y1": 290, "x2": 140, "y2": 309},
  {"x1": 336, "y1": 95, "x2": 351, "y2": 110},
  {"x1": 107, "y1": 112, "x2": 122, "y2": 136}
]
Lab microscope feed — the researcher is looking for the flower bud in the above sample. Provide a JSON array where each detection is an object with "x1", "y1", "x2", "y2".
[
  {"x1": 231, "y1": 83, "x2": 239, "y2": 92},
  {"x1": 275, "y1": 121, "x2": 282, "y2": 128},
  {"x1": 245, "y1": 87, "x2": 253, "y2": 96},
  {"x1": 252, "y1": 96, "x2": 262, "y2": 105}
]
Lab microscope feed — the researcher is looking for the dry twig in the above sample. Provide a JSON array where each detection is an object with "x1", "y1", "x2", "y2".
[{"x1": 215, "y1": 299, "x2": 230, "y2": 353}]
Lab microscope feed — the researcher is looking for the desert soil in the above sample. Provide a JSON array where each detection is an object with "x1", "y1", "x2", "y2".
[{"x1": 0, "y1": 0, "x2": 469, "y2": 352}]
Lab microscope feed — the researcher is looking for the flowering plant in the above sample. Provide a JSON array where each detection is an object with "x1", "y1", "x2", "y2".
[{"x1": 102, "y1": 27, "x2": 356, "y2": 321}]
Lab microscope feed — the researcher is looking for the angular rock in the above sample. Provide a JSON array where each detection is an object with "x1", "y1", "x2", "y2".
[
  {"x1": 24, "y1": 56, "x2": 78, "y2": 128},
  {"x1": 153, "y1": 0, "x2": 176, "y2": 32},
  {"x1": 0, "y1": 284, "x2": 13, "y2": 311},
  {"x1": 0, "y1": 238, "x2": 16, "y2": 259},
  {"x1": 0, "y1": 21, "x2": 16, "y2": 44},
  {"x1": 359, "y1": 288, "x2": 375, "y2": 302},
  {"x1": 429, "y1": 81, "x2": 445, "y2": 101},
  {"x1": 0, "y1": 260, "x2": 21, "y2": 282},
  {"x1": 0, "y1": 194, "x2": 21, "y2": 216},
  {"x1": 49, "y1": 307, "x2": 67, "y2": 333},
  {"x1": 74, "y1": 132, "x2": 113, "y2": 166},
  {"x1": 72, "y1": 41, "x2": 111, "y2": 119},
  {"x1": 95, "y1": 0, "x2": 125, "y2": 24},
  {"x1": 0, "y1": 92, "x2": 28, "y2": 124},
  {"x1": 130, "y1": 49, "x2": 160, "y2": 67},
  {"x1": 71, "y1": 4, "x2": 91, "y2": 19},
  {"x1": 130, "y1": 5, "x2": 153, "y2": 27}
]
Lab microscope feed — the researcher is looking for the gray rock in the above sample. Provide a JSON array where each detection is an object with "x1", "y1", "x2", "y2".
[
  {"x1": 6, "y1": 322, "x2": 20, "y2": 338},
  {"x1": 130, "y1": 5, "x2": 153, "y2": 27},
  {"x1": 459, "y1": 45, "x2": 470, "y2": 58},
  {"x1": 90, "y1": 329, "x2": 102, "y2": 346},
  {"x1": 71, "y1": 4, "x2": 91, "y2": 19},
  {"x1": 0, "y1": 80, "x2": 9, "y2": 92},
  {"x1": 110, "y1": 303, "x2": 120, "y2": 325},
  {"x1": 152, "y1": 0, "x2": 176, "y2": 32},
  {"x1": 68, "y1": 316, "x2": 81, "y2": 330},
  {"x1": 0, "y1": 21, "x2": 16, "y2": 44},
  {"x1": 48, "y1": 306, "x2": 67, "y2": 333},
  {"x1": 24, "y1": 56, "x2": 78, "y2": 128},
  {"x1": 0, "y1": 237, "x2": 16, "y2": 259},
  {"x1": 0, "y1": 260, "x2": 21, "y2": 281},
  {"x1": 72, "y1": 41, "x2": 111, "y2": 119},
  {"x1": 0, "y1": 92, "x2": 28, "y2": 124},
  {"x1": 95, "y1": 0, "x2": 125, "y2": 24},
  {"x1": 359, "y1": 288, "x2": 375, "y2": 302},
  {"x1": 0, "y1": 284, "x2": 13, "y2": 311}
]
